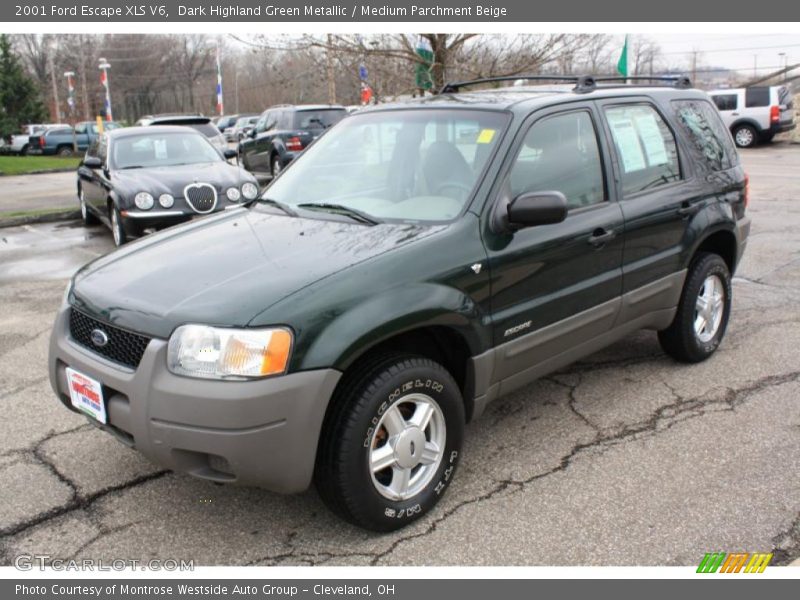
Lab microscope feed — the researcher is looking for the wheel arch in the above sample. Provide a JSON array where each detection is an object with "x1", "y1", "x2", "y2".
[
  {"x1": 729, "y1": 118, "x2": 764, "y2": 134},
  {"x1": 690, "y1": 227, "x2": 738, "y2": 274}
]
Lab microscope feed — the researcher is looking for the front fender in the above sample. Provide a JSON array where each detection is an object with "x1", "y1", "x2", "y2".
[{"x1": 297, "y1": 283, "x2": 488, "y2": 372}]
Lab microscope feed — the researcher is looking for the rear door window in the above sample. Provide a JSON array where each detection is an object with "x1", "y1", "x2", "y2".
[
  {"x1": 711, "y1": 94, "x2": 737, "y2": 111},
  {"x1": 672, "y1": 99, "x2": 739, "y2": 172},
  {"x1": 745, "y1": 87, "x2": 770, "y2": 108}
]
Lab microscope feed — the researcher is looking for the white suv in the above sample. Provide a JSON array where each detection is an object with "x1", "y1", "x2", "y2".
[{"x1": 709, "y1": 85, "x2": 795, "y2": 148}]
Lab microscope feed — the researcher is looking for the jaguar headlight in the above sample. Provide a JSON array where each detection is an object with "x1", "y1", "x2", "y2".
[
  {"x1": 134, "y1": 192, "x2": 154, "y2": 210},
  {"x1": 158, "y1": 193, "x2": 175, "y2": 208},
  {"x1": 167, "y1": 325, "x2": 292, "y2": 379},
  {"x1": 226, "y1": 187, "x2": 241, "y2": 202},
  {"x1": 241, "y1": 182, "x2": 259, "y2": 200}
]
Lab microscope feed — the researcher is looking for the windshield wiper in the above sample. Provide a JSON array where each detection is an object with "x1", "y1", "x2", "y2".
[
  {"x1": 247, "y1": 196, "x2": 298, "y2": 217},
  {"x1": 297, "y1": 202, "x2": 381, "y2": 225}
]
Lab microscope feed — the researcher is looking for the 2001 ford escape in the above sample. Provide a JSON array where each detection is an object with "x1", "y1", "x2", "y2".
[{"x1": 49, "y1": 76, "x2": 750, "y2": 531}]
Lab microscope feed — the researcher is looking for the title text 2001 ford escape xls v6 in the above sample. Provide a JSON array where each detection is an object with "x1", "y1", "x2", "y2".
[{"x1": 49, "y1": 76, "x2": 750, "y2": 531}]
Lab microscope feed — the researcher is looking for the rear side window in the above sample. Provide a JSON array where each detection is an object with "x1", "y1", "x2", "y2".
[
  {"x1": 509, "y1": 110, "x2": 606, "y2": 210},
  {"x1": 604, "y1": 104, "x2": 681, "y2": 196},
  {"x1": 672, "y1": 100, "x2": 739, "y2": 172},
  {"x1": 293, "y1": 110, "x2": 347, "y2": 130},
  {"x1": 190, "y1": 123, "x2": 220, "y2": 138},
  {"x1": 777, "y1": 86, "x2": 793, "y2": 109},
  {"x1": 745, "y1": 87, "x2": 770, "y2": 108},
  {"x1": 711, "y1": 94, "x2": 737, "y2": 111}
]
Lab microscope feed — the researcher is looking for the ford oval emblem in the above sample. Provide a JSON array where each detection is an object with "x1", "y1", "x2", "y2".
[{"x1": 90, "y1": 329, "x2": 109, "y2": 348}]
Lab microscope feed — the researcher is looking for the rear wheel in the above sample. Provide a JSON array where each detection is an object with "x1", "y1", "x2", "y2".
[
  {"x1": 271, "y1": 156, "x2": 283, "y2": 178},
  {"x1": 56, "y1": 145, "x2": 73, "y2": 157},
  {"x1": 658, "y1": 253, "x2": 732, "y2": 363},
  {"x1": 110, "y1": 204, "x2": 127, "y2": 246},
  {"x1": 315, "y1": 354, "x2": 464, "y2": 531},
  {"x1": 732, "y1": 124, "x2": 758, "y2": 148}
]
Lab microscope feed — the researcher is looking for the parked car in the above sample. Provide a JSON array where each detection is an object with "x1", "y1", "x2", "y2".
[
  {"x1": 215, "y1": 114, "x2": 242, "y2": 138},
  {"x1": 708, "y1": 85, "x2": 796, "y2": 148},
  {"x1": 28, "y1": 122, "x2": 122, "y2": 156},
  {"x1": 225, "y1": 114, "x2": 259, "y2": 142},
  {"x1": 6, "y1": 123, "x2": 67, "y2": 155},
  {"x1": 238, "y1": 104, "x2": 347, "y2": 176},
  {"x1": 135, "y1": 114, "x2": 227, "y2": 152},
  {"x1": 50, "y1": 76, "x2": 749, "y2": 531},
  {"x1": 75, "y1": 125, "x2": 258, "y2": 246}
]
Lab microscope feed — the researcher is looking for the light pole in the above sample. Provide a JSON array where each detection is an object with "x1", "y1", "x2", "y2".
[
  {"x1": 64, "y1": 71, "x2": 77, "y2": 152},
  {"x1": 98, "y1": 58, "x2": 112, "y2": 122}
]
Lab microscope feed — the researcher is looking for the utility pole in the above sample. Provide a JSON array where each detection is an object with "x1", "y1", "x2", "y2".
[
  {"x1": 690, "y1": 51, "x2": 698, "y2": 86},
  {"x1": 48, "y1": 54, "x2": 61, "y2": 122},
  {"x1": 78, "y1": 40, "x2": 90, "y2": 120},
  {"x1": 753, "y1": 54, "x2": 758, "y2": 79},
  {"x1": 326, "y1": 33, "x2": 336, "y2": 104}
]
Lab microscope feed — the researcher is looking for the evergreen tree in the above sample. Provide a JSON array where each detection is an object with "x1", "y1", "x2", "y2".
[{"x1": 0, "y1": 34, "x2": 47, "y2": 139}]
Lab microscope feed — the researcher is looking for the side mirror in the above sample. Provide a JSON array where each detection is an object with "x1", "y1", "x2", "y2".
[
  {"x1": 83, "y1": 156, "x2": 102, "y2": 169},
  {"x1": 507, "y1": 191, "x2": 568, "y2": 228},
  {"x1": 249, "y1": 129, "x2": 257, "y2": 138},
  {"x1": 223, "y1": 148, "x2": 237, "y2": 160}
]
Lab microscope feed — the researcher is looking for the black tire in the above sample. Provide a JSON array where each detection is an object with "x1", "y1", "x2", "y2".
[
  {"x1": 271, "y1": 155, "x2": 283, "y2": 178},
  {"x1": 760, "y1": 132, "x2": 775, "y2": 144},
  {"x1": 109, "y1": 204, "x2": 127, "y2": 246},
  {"x1": 732, "y1": 124, "x2": 758, "y2": 148},
  {"x1": 19, "y1": 144, "x2": 29, "y2": 156},
  {"x1": 56, "y1": 145, "x2": 73, "y2": 157},
  {"x1": 658, "y1": 253, "x2": 732, "y2": 363},
  {"x1": 78, "y1": 186, "x2": 98, "y2": 225},
  {"x1": 315, "y1": 354, "x2": 465, "y2": 532}
]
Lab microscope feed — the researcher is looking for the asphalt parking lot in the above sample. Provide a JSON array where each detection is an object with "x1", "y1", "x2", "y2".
[{"x1": 0, "y1": 143, "x2": 798, "y2": 567}]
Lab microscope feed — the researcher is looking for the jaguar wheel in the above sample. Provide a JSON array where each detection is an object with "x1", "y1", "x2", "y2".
[
  {"x1": 79, "y1": 188, "x2": 98, "y2": 225},
  {"x1": 110, "y1": 204, "x2": 127, "y2": 246},
  {"x1": 315, "y1": 354, "x2": 464, "y2": 532},
  {"x1": 658, "y1": 252, "x2": 732, "y2": 363}
]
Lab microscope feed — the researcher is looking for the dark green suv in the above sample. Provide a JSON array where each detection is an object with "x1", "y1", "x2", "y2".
[{"x1": 49, "y1": 76, "x2": 750, "y2": 531}]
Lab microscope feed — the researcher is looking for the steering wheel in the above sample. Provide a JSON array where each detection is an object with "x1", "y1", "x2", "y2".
[{"x1": 434, "y1": 181, "x2": 472, "y2": 196}]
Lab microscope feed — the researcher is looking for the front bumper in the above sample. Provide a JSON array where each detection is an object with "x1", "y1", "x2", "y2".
[{"x1": 48, "y1": 303, "x2": 341, "y2": 493}]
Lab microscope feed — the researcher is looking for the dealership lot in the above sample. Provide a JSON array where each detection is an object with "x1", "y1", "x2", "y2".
[{"x1": 0, "y1": 144, "x2": 798, "y2": 566}]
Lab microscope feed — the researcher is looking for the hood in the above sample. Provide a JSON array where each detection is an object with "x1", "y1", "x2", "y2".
[
  {"x1": 111, "y1": 162, "x2": 252, "y2": 199},
  {"x1": 71, "y1": 209, "x2": 440, "y2": 339}
]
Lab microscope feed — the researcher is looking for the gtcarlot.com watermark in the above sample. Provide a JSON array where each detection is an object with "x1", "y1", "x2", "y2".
[{"x1": 14, "y1": 554, "x2": 194, "y2": 571}]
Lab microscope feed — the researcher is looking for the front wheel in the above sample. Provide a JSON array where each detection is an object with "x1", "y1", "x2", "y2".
[
  {"x1": 110, "y1": 205, "x2": 128, "y2": 246},
  {"x1": 79, "y1": 188, "x2": 98, "y2": 225},
  {"x1": 315, "y1": 355, "x2": 464, "y2": 532},
  {"x1": 659, "y1": 253, "x2": 732, "y2": 363}
]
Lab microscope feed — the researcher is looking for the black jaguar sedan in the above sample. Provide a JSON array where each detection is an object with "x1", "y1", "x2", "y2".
[{"x1": 77, "y1": 126, "x2": 260, "y2": 246}]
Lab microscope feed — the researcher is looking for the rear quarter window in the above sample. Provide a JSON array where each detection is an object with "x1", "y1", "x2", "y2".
[
  {"x1": 745, "y1": 87, "x2": 770, "y2": 108},
  {"x1": 671, "y1": 99, "x2": 739, "y2": 172}
]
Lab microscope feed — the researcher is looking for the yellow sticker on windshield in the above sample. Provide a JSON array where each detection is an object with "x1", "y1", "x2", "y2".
[{"x1": 476, "y1": 129, "x2": 496, "y2": 144}]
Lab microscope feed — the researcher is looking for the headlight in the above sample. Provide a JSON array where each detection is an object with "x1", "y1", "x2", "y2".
[
  {"x1": 167, "y1": 325, "x2": 292, "y2": 379},
  {"x1": 241, "y1": 182, "x2": 258, "y2": 200},
  {"x1": 225, "y1": 187, "x2": 241, "y2": 202},
  {"x1": 134, "y1": 192, "x2": 154, "y2": 210},
  {"x1": 158, "y1": 193, "x2": 175, "y2": 208}
]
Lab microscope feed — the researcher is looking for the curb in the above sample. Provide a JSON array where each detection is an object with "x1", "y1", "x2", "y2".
[
  {"x1": 0, "y1": 167, "x2": 76, "y2": 177},
  {"x1": 0, "y1": 209, "x2": 80, "y2": 229}
]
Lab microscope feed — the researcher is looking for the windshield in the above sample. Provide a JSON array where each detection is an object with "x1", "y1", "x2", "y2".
[
  {"x1": 112, "y1": 131, "x2": 222, "y2": 169},
  {"x1": 236, "y1": 117, "x2": 257, "y2": 127},
  {"x1": 265, "y1": 109, "x2": 508, "y2": 223},
  {"x1": 293, "y1": 109, "x2": 347, "y2": 130}
]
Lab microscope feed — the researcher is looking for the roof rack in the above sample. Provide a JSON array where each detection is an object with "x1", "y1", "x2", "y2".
[{"x1": 439, "y1": 74, "x2": 693, "y2": 95}]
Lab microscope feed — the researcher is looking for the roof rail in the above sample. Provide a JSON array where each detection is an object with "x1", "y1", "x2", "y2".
[{"x1": 439, "y1": 74, "x2": 693, "y2": 95}]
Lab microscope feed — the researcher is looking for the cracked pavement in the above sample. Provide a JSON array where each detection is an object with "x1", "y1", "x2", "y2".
[{"x1": 0, "y1": 144, "x2": 798, "y2": 567}]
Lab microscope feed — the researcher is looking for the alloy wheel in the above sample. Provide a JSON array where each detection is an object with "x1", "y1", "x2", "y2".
[{"x1": 694, "y1": 274, "x2": 725, "y2": 343}]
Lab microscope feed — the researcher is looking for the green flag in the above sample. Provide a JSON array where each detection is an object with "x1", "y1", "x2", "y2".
[
  {"x1": 415, "y1": 36, "x2": 434, "y2": 90},
  {"x1": 617, "y1": 35, "x2": 628, "y2": 77}
]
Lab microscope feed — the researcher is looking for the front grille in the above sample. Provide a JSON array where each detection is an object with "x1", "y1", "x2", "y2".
[
  {"x1": 69, "y1": 309, "x2": 151, "y2": 369},
  {"x1": 184, "y1": 183, "x2": 217, "y2": 214}
]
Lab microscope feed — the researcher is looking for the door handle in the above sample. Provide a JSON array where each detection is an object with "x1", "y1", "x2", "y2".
[
  {"x1": 587, "y1": 228, "x2": 616, "y2": 247},
  {"x1": 677, "y1": 201, "x2": 702, "y2": 218},
  {"x1": 731, "y1": 112, "x2": 739, "y2": 116}
]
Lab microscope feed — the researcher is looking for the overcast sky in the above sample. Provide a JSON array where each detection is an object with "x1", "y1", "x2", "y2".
[{"x1": 640, "y1": 34, "x2": 800, "y2": 76}]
